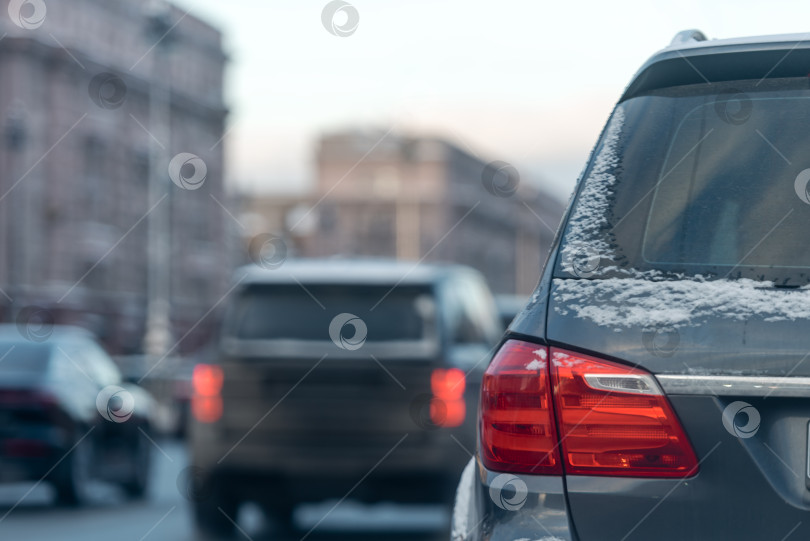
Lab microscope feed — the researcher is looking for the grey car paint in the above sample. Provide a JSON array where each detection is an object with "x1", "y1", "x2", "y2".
[{"x1": 453, "y1": 33, "x2": 810, "y2": 541}]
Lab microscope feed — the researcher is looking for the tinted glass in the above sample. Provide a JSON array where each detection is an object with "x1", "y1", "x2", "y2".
[
  {"x1": 556, "y1": 78, "x2": 810, "y2": 284},
  {"x1": 0, "y1": 341, "x2": 51, "y2": 377},
  {"x1": 228, "y1": 284, "x2": 436, "y2": 341}
]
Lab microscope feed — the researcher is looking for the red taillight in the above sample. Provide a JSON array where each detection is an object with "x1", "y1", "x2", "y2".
[
  {"x1": 480, "y1": 340, "x2": 561, "y2": 474},
  {"x1": 4, "y1": 439, "x2": 50, "y2": 458},
  {"x1": 192, "y1": 395, "x2": 223, "y2": 424},
  {"x1": 550, "y1": 348, "x2": 698, "y2": 478},
  {"x1": 432, "y1": 368, "x2": 466, "y2": 400},
  {"x1": 192, "y1": 364, "x2": 223, "y2": 397},
  {"x1": 479, "y1": 340, "x2": 698, "y2": 478},
  {"x1": 192, "y1": 364, "x2": 223, "y2": 423},
  {"x1": 0, "y1": 390, "x2": 58, "y2": 407},
  {"x1": 431, "y1": 368, "x2": 466, "y2": 427}
]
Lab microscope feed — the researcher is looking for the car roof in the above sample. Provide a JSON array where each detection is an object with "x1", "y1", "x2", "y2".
[
  {"x1": 238, "y1": 259, "x2": 472, "y2": 286},
  {"x1": 0, "y1": 324, "x2": 95, "y2": 344},
  {"x1": 621, "y1": 30, "x2": 810, "y2": 101},
  {"x1": 664, "y1": 31, "x2": 810, "y2": 52}
]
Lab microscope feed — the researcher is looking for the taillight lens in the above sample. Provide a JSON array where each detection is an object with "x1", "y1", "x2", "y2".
[
  {"x1": 480, "y1": 340, "x2": 561, "y2": 474},
  {"x1": 431, "y1": 368, "x2": 466, "y2": 427},
  {"x1": 193, "y1": 364, "x2": 223, "y2": 397},
  {"x1": 0, "y1": 390, "x2": 58, "y2": 407},
  {"x1": 479, "y1": 340, "x2": 698, "y2": 478},
  {"x1": 4, "y1": 439, "x2": 51, "y2": 457},
  {"x1": 551, "y1": 348, "x2": 698, "y2": 478},
  {"x1": 192, "y1": 364, "x2": 223, "y2": 423},
  {"x1": 432, "y1": 368, "x2": 466, "y2": 400}
]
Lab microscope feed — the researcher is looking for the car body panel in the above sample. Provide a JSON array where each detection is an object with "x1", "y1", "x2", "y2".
[
  {"x1": 456, "y1": 31, "x2": 810, "y2": 541},
  {"x1": 451, "y1": 458, "x2": 574, "y2": 541},
  {"x1": 622, "y1": 36, "x2": 810, "y2": 101},
  {"x1": 546, "y1": 279, "x2": 810, "y2": 377}
]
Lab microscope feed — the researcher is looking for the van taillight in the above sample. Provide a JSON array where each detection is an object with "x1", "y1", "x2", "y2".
[
  {"x1": 479, "y1": 340, "x2": 698, "y2": 478},
  {"x1": 192, "y1": 364, "x2": 223, "y2": 396},
  {"x1": 480, "y1": 340, "x2": 561, "y2": 474},
  {"x1": 431, "y1": 368, "x2": 466, "y2": 427},
  {"x1": 192, "y1": 364, "x2": 223, "y2": 423}
]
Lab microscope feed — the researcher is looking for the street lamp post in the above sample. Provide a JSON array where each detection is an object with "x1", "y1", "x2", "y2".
[
  {"x1": 142, "y1": 2, "x2": 175, "y2": 358},
  {"x1": 4, "y1": 106, "x2": 27, "y2": 311}
]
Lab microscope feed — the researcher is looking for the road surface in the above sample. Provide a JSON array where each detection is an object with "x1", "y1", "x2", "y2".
[{"x1": 0, "y1": 439, "x2": 450, "y2": 541}]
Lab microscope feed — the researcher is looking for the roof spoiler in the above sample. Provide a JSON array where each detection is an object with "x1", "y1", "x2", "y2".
[{"x1": 669, "y1": 29, "x2": 707, "y2": 47}]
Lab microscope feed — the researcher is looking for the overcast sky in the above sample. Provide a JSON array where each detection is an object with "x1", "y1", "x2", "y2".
[{"x1": 172, "y1": 0, "x2": 810, "y2": 202}]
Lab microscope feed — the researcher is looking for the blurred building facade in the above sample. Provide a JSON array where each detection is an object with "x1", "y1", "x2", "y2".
[
  {"x1": 245, "y1": 131, "x2": 565, "y2": 295},
  {"x1": 0, "y1": 0, "x2": 229, "y2": 353}
]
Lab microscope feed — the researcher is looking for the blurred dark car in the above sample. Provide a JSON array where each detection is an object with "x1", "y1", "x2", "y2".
[
  {"x1": 452, "y1": 30, "x2": 810, "y2": 541},
  {"x1": 0, "y1": 325, "x2": 154, "y2": 505},
  {"x1": 190, "y1": 260, "x2": 502, "y2": 537}
]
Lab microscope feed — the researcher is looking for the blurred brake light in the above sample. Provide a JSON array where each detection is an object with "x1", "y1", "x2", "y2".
[
  {"x1": 431, "y1": 368, "x2": 465, "y2": 400},
  {"x1": 0, "y1": 389, "x2": 57, "y2": 406},
  {"x1": 192, "y1": 364, "x2": 223, "y2": 423},
  {"x1": 192, "y1": 364, "x2": 223, "y2": 397},
  {"x1": 430, "y1": 368, "x2": 466, "y2": 427},
  {"x1": 4, "y1": 439, "x2": 50, "y2": 457},
  {"x1": 192, "y1": 395, "x2": 223, "y2": 424}
]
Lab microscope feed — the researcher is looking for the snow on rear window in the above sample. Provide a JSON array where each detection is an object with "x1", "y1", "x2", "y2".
[
  {"x1": 558, "y1": 105, "x2": 625, "y2": 278},
  {"x1": 553, "y1": 277, "x2": 810, "y2": 328}
]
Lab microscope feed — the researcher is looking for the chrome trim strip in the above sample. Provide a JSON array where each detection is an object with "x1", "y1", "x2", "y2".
[{"x1": 656, "y1": 375, "x2": 810, "y2": 397}]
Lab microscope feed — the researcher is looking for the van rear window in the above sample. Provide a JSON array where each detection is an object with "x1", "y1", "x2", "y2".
[
  {"x1": 556, "y1": 78, "x2": 810, "y2": 285},
  {"x1": 226, "y1": 284, "x2": 436, "y2": 341}
]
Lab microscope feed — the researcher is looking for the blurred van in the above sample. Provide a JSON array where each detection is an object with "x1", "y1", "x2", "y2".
[{"x1": 189, "y1": 260, "x2": 502, "y2": 537}]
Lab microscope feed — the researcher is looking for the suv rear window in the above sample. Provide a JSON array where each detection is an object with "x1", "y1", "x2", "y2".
[
  {"x1": 556, "y1": 78, "x2": 810, "y2": 285},
  {"x1": 226, "y1": 284, "x2": 436, "y2": 341}
]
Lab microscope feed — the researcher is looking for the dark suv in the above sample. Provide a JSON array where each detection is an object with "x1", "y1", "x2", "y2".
[
  {"x1": 453, "y1": 30, "x2": 810, "y2": 541},
  {"x1": 190, "y1": 259, "x2": 501, "y2": 537}
]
